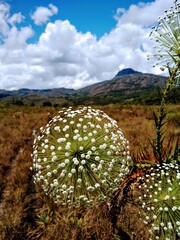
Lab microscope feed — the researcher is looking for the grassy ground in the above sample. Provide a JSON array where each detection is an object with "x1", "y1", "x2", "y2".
[{"x1": 0, "y1": 104, "x2": 179, "y2": 239}]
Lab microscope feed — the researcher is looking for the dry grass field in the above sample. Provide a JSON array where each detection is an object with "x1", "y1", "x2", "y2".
[{"x1": 0, "y1": 104, "x2": 179, "y2": 240}]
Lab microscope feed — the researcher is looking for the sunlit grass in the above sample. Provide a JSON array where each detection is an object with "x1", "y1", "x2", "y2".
[{"x1": 0, "y1": 104, "x2": 179, "y2": 239}]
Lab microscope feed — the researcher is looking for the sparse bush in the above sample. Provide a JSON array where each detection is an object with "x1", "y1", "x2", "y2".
[
  {"x1": 13, "y1": 99, "x2": 24, "y2": 106},
  {"x1": 42, "y1": 101, "x2": 52, "y2": 107}
]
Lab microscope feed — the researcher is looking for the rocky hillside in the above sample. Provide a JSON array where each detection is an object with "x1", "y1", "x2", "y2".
[
  {"x1": 0, "y1": 68, "x2": 168, "y2": 99},
  {"x1": 78, "y1": 69, "x2": 167, "y2": 96}
]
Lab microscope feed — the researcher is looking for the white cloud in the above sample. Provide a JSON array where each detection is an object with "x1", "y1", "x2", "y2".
[
  {"x1": 4, "y1": 26, "x2": 34, "y2": 48},
  {"x1": 8, "y1": 12, "x2": 24, "y2": 25},
  {"x1": 31, "y1": 4, "x2": 58, "y2": 25},
  {"x1": 115, "y1": 0, "x2": 172, "y2": 26},
  {"x1": 0, "y1": 2, "x2": 32, "y2": 46},
  {"x1": 0, "y1": 0, "x2": 172, "y2": 90},
  {"x1": 0, "y1": 3, "x2": 10, "y2": 37}
]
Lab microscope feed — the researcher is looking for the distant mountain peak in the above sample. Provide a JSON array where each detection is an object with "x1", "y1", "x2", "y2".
[{"x1": 116, "y1": 68, "x2": 140, "y2": 77}]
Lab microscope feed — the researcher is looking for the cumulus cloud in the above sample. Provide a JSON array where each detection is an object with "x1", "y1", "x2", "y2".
[
  {"x1": 0, "y1": 2, "x2": 33, "y2": 45},
  {"x1": 8, "y1": 12, "x2": 24, "y2": 25},
  {"x1": 0, "y1": 3, "x2": 11, "y2": 37},
  {"x1": 0, "y1": 0, "x2": 173, "y2": 90},
  {"x1": 31, "y1": 4, "x2": 58, "y2": 25},
  {"x1": 114, "y1": 0, "x2": 172, "y2": 26}
]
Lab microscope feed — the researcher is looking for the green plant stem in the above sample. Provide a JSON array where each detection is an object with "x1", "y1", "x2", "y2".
[{"x1": 156, "y1": 62, "x2": 180, "y2": 165}]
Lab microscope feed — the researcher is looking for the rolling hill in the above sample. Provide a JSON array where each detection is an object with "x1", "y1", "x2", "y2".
[
  {"x1": 1, "y1": 68, "x2": 179, "y2": 105},
  {"x1": 78, "y1": 69, "x2": 167, "y2": 96}
]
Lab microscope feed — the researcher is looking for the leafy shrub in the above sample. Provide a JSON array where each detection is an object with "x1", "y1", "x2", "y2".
[{"x1": 42, "y1": 101, "x2": 52, "y2": 107}]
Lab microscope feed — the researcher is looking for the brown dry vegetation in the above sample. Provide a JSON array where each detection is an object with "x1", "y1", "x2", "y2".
[{"x1": 0, "y1": 104, "x2": 179, "y2": 240}]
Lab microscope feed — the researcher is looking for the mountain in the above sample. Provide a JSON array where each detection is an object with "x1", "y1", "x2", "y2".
[
  {"x1": 0, "y1": 87, "x2": 76, "y2": 99},
  {"x1": 78, "y1": 71, "x2": 167, "y2": 96},
  {"x1": 0, "y1": 69, "x2": 171, "y2": 105},
  {"x1": 115, "y1": 68, "x2": 140, "y2": 77}
]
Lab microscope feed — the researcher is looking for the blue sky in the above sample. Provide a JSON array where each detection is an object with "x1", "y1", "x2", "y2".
[
  {"x1": 0, "y1": 0, "x2": 173, "y2": 90},
  {"x1": 9, "y1": 0, "x2": 153, "y2": 38}
]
